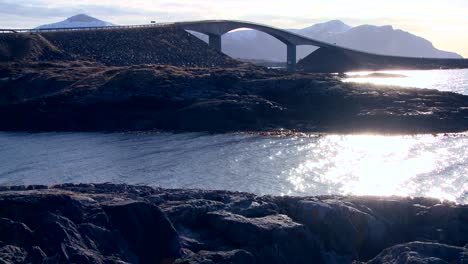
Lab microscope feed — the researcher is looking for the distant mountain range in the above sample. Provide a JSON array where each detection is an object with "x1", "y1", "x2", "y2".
[
  {"x1": 217, "y1": 20, "x2": 462, "y2": 61},
  {"x1": 36, "y1": 15, "x2": 462, "y2": 60},
  {"x1": 36, "y1": 14, "x2": 114, "y2": 29}
]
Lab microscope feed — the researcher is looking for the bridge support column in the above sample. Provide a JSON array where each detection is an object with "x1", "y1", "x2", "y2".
[
  {"x1": 209, "y1": 34, "x2": 222, "y2": 52},
  {"x1": 287, "y1": 44, "x2": 297, "y2": 72}
]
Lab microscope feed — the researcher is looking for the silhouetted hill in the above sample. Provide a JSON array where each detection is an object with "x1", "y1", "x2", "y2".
[
  {"x1": 0, "y1": 34, "x2": 67, "y2": 61},
  {"x1": 297, "y1": 47, "x2": 468, "y2": 73},
  {"x1": 333, "y1": 25, "x2": 461, "y2": 58}
]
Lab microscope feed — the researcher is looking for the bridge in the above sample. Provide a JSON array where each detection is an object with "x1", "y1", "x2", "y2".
[
  {"x1": 2, "y1": 20, "x2": 467, "y2": 72},
  {"x1": 175, "y1": 20, "x2": 345, "y2": 72}
]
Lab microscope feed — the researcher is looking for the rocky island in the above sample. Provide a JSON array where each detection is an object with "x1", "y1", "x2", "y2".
[{"x1": 1, "y1": 60, "x2": 467, "y2": 133}]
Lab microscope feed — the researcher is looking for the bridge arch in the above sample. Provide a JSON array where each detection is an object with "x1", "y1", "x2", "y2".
[{"x1": 176, "y1": 20, "x2": 333, "y2": 72}]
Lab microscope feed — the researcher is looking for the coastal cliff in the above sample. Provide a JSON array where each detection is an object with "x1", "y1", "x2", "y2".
[{"x1": 0, "y1": 184, "x2": 466, "y2": 263}]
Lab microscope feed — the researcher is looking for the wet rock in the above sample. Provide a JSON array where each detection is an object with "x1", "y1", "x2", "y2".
[
  {"x1": 0, "y1": 245, "x2": 28, "y2": 264},
  {"x1": 103, "y1": 200, "x2": 182, "y2": 263},
  {"x1": 276, "y1": 196, "x2": 468, "y2": 262},
  {"x1": 28, "y1": 246, "x2": 47, "y2": 263},
  {"x1": 176, "y1": 249, "x2": 255, "y2": 264},
  {"x1": 161, "y1": 199, "x2": 226, "y2": 227},
  {"x1": 289, "y1": 199, "x2": 386, "y2": 259},
  {"x1": 0, "y1": 189, "x2": 182, "y2": 264},
  {"x1": 207, "y1": 210, "x2": 323, "y2": 263},
  {"x1": 0, "y1": 193, "x2": 85, "y2": 229},
  {"x1": 361, "y1": 242, "x2": 468, "y2": 264},
  {"x1": 228, "y1": 197, "x2": 279, "y2": 218},
  {"x1": 0, "y1": 218, "x2": 33, "y2": 247}
]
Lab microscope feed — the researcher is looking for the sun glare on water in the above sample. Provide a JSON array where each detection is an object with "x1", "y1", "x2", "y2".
[
  {"x1": 343, "y1": 69, "x2": 468, "y2": 95},
  {"x1": 286, "y1": 134, "x2": 464, "y2": 202}
]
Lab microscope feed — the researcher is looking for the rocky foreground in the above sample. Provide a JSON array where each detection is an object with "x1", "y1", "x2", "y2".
[
  {"x1": 1, "y1": 61, "x2": 467, "y2": 133},
  {"x1": 0, "y1": 184, "x2": 467, "y2": 264}
]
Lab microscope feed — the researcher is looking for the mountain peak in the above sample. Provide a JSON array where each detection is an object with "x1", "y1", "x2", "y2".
[
  {"x1": 66, "y1": 14, "x2": 100, "y2": 23},
  {"x1": 323, "y1": 20, "x2": 349, "y2": 27},
  {"x1": 36, "y1": 14, "x2": 115, "y2": 29},
  {"x1": 301, "y1": 20, "x2": 352, "y2": 35}
]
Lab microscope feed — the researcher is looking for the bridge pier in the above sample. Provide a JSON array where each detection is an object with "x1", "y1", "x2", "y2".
[
  {"x1": 208, "y1": 34, "x2": 222, "y2": 52},
  {"x1": 287, "y1": 44, "x2": 296, "y2": 72}
]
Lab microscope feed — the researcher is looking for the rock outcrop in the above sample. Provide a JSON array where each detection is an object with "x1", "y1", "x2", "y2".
[
  {"x1": 0, "y1": 184, "x2": 467, "y2": 264},
  {"x1": 0, "y1": 61, "x2": 467, "y2": 133}
]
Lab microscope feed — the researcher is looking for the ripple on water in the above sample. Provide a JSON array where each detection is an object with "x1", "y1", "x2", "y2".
[{"x1": 0, "y1": 132, "x2": 466, "y2": 204}]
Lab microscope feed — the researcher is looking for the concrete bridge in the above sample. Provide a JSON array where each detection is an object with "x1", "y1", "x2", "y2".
[
  {"x1": 175, "y1": 20, "x2": 342, "y2": 72},
  {"x1": 1, "y1": 20, "x2": 358, "y2": 72}
]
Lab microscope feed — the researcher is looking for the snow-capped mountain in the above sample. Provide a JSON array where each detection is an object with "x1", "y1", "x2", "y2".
[{"x1": 36, "y1": 14, "x2": 115, "y2": 29}]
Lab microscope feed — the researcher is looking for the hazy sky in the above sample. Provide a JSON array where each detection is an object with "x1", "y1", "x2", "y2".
[{"x1": 1, "y1": 0, "x2": 467, "y2": 57}]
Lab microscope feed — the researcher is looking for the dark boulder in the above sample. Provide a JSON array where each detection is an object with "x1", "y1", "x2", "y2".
[
  {"x1": 206, "y1": 210, "x2": 323, "y2": 263},
  {"x1": 0, "y1": 218, "x2": 33, "y2": 247},
  {"x1": 362, "y1": 242, "x2": 468, "y2": 264},
  {"x1": 0, "y1": 245, "x2": 28, "y2": 264},
  {"x1": 0, "y1": 190, "x2": 182, "y2": 264},
  {"x1": 176, "y1": 249, "x2": 255, "y2": 264},
  {"x1": 103, "y1": 200, "x2": 182, "y2": 263}
]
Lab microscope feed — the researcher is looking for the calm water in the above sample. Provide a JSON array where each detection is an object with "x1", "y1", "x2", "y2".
[{"x1": 0, "y1": 69, "x2": 467, "y2": 203}]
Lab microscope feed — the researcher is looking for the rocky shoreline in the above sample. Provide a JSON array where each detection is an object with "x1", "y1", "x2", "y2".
[
  {"x1": 0, "y1": 184, "x2": 466, "y2": 264},
  {"x1": 1, "y1": 61, "x2": 467, "y2": 134}
]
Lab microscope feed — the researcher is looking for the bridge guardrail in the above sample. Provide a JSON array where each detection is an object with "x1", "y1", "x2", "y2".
[{"x1": 0, "y1": 23, "x2": 174, "y2": 34}]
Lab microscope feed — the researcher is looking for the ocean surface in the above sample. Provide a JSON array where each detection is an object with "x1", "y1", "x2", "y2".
[
  {"x1": 344, "y1": 69, "x2": 468, "y2": 95},
  {"x1": 0, "y1": 69, "x2": 467, "y2": 203}
]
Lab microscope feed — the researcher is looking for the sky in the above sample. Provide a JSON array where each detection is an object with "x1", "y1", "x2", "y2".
[{"x1": 1, "y1": 0, "x2": 467, "y2": 57}]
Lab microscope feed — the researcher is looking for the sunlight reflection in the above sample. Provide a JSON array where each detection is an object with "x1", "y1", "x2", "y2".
[
  {"x1": 343, "y1": 69, "x2": 468, "y2": 95},
  {"x1": 286, "y1": 135, "x2": 460, "y2": 202}
]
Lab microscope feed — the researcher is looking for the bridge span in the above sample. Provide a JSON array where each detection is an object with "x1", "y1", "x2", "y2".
[{"x1": 175, "y1": 20, "x2": 342, "y2": 72}]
